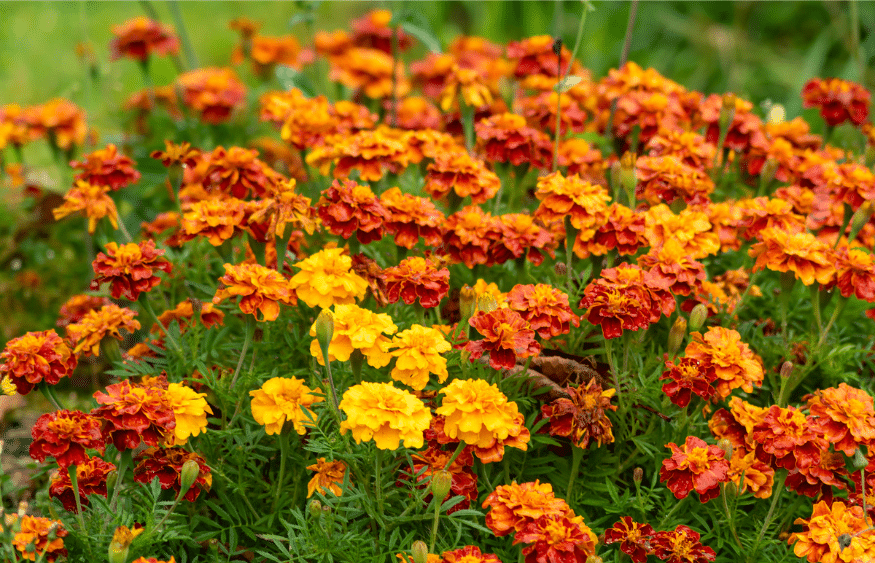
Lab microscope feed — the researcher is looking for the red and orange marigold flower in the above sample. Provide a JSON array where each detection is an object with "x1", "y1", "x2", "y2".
[
  {"x1": 482, "y1": 480, "x2": 570, "y2": 537},
  {"x1": 542, "y1": 378, "x2": 617, "y2": 449},
  {"x1": 93, "y1": 380, "x2": 175, "y2": 451},
  {"x1": 52, "y1": 180, "x2": 119, "y2": 234},
  {"x1": 749, "y1": 226, "x2": 836, "y2": 286},
  {"x1": 534, "y1": 171, "x2": 612, "y2": 232},
  {"x1": 491, "y1": 213, "x2": 556, "y2": 267},
  {"x1": 442, "y1": 205, "x2": 501, "y2": 268},
  {"x1": 660, "y1": 435, "x2": 730, "y2": 503},
  {"x1": 176, "y1": 67, "x2": 247, "y2": 124},
  {"x1": 604, "y1": 517, "x2": 656, "y2": 563},
  {"x1": 48, "y1": 456, "x2": 115, "y2": 512},
  {"x1": 514, "y1": 512, "x2": 598, "y2": 563},
  {"x1": 90, "y1": 240, "x2": 172, "y2": 301},
  {"x1": 831, "y1": 247, "x2": 875, "y2": 302},
  {"x1": 315, "y1": 179, "x2": 389, "y2": 244},
  {"x1": 382, "y1": 257, "x2": 450, "y2": 309},
  {"x1": 180, "y1": 196, "x2": 246, "y2": 246},
  {"x1": 660, "y1": 357, "x2": 717, "y2": 407},
  {"x1": 750, "y1": 405, "x2": 827, "y2": 471},
  {"x1": 1, "y1": 330, "x2": 76, "y2": 395},
  {"x1": 307, "y1": 457, "x2": 347, "y2": 497},
  {"x1": 683, "y1": 327, "x2": 763, "y2": 399},
  {"x1": 203, "y1": 145, "x2": 280, "y2": 199},
  {"x1": 213, "y1": 262, "x2": 296, "y2": 322},
  {"x1": 134, "y1": 446, "x2": 212, "y2": 502},
  {"x1": 440, "y1": 546, "x2": 502, "y2": 563},
  {"x1": 70, "y1": 144, "x2": 141, "y2": 190},
  {"x1": 651, "y1": 525, "x2": 716, "y2": 563},
  {"x1": 507, "y1": 284, "x2": 579, "y2": 339},
  {"x1": 380, "y1": 187, "x2": 444, "y2": 249},
  {"x1": 476, "y1": 112, "x2": 552, "y2": 169},
  {"x1": 29, "y1": 409, "x2": 105, "y2": 468},
  {"x1": 65, "y1": 303, "x2": 140, "y2": 357},
  {"x1": 425, "y1": 151, "x2": 500, "y2": 205},
  {"x1": 465, "y1": 308, "x2": 541, "y2": 370},
  {"x1": 802, "y1": 77, "x2": 871, "y2": 127},
  {"x1": 109, "y1": 16, "x2": 179, "y2": 61},
  {"x1": 806, "y1": 383, "x2": 875, "y2": 456}
]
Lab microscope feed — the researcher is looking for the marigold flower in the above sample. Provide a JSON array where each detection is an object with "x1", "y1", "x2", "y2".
[
  {"x1": 802, "y1": 78, "x2": 871, "y2": 127},
  {"x1": 65, "y1": 303, "x2": 139, "y2": 357},
  {"x1": 131, "y1": 558, "x2": 176, "y2": 563},
  {"x1": 29, "y1": 409, "x2": 105, "y2": 468},
  {"x1": 508, "y1": 34, "x2": 573, "y2": 77},
  {"x1": 645, "y1": 129, "x2": 715, "y2": 171},
  {"x1": 789, "y1": 500, "x2": 875, "y2": 563},
  {"x1": 441, "y1": 546, "x2": 502, "y2": 563},
  {"x1": 249, "y1": 376, "x2": 322, "y2": 435},
  {"x1": 380, "y1": 187, "x2": 444, "y2": 249},
  {"x1": 1, "y1": 330, "x2": 76, "y2": 395},
  {"x1": 309, "y1": 303, "x2": 397, "y2": 368},
  {"x1": 382, "y1": 257, "x2": 450, "y2": 309},
  {"x1": 49, "y1": 456, "x2": 115, "y2": 512},
  {"x1": 476, "y1": 112, "x2": 552, "y2": 169},
  {"x1": 541, "y1": 378, "x2": 617, "y2": 449},
  {"x1": 309, "y1": 128, "x2": 411, "y2": 182},
  {"x1": 425, "y1": 151, "x2": 500, "y2": 205},
  {"x1": 235, "y1": 34, "x2": 311, "y2": 77},
  {"x1": 329, "y1": 47, "x2": 409, "y2": 99},
  {"x1": 390, "y1": 96, "x2": 443, "y2": 130},
  {"x1": 683, "y1": 327, "x2": 763, "y2": 399},
  {"x1": 339, "y1": 382, "x2": 431, "y2": 449},
  {"x1": 558, "y1": 138, "x2": 605, "y2": 181},
  {"x1": 660, "y1": 435, "x2": 730, "y2": 502},
  {"x1": 829, "y1": 246, "x2": 875, "y2": 302},
  {"x1": 534, "y1": 171, "x2": 611, "y2": 232},
  {"x1": 70, "y1": 144, "x2": 141, "y2": 190},
  {"x1": 660, "y1": 357, "x2": 717, "y2": 407},
  {"x1": 465, "y1": 308, "x2": 540, "y2": 370},
  {"x1": 110, "y1": 16, "x2": 178, "y2": 61},
  {"x1": 314, "y1": 179, "x2": 389, "y2": 244},
  {"x1": 93, "y1": 380, "x2": 175, "y2": 450},
  {"x1": 514, "y1": 512, "x2": 598, "y2": 563},
  {"x1": 12, "y1": 516, "x2": 68, "y2": 562},
  {"x1": 388, "y1": 325, "x2": 452, "y2": 391},
  {"x1": 89, "y1": 240, "x2": 172, "y2": 301},
  {"x1": 507, "y1": 284, "x2": 579, "y2": 339},
  {"x1": 638, "y1": 239, "x2": 707, "y2": 298},
  {"x1": 134, "y1": 446, "x2": 212, "y2": 501},
  {"x1": 726, "y1": 448, "x2": 774, "y2": 499},
  {"x1": 213, "y1": 262, "x2": 296, "y2": 321},
  {"x1": 576, "y1": 203, "x2": 647, "y2": 259},
  {"x1": 750, "y1": 405, "x2": 827, "y2": 471},
  {"x1": 491, "y1": 213, "x2": 556, "y2": 267},
  {"x1": 155, "y1": 299, "x2": 224, "y2": 333},
  {"x1": 785, "y1": 449, "x2": 847, "y2": 498},
  {"x1": 203, "y1": 145, "x2": 280, "y2": 199},
  {"x1": 439, "y1": 65, "x2": 494, "y2": 111},
  {"x1": 482, "y1": 480, "x2": 570, "y2": 537},
  {"x1": 23, "y1": 98, "x2": 88, "y2": 151},
  {"x1": 179, "y1": 195, "x2": 245, "y2": 246},
  {"x1": 442, "y1": 205, "x2": 502, "y2": 268},
  {"x1": 644, "y1": 205, "x2": 720, "y2": 259},
  {"x1": 165, "y1": 382, "x2": 212, "y2": 444},
  {"x1": 604, "y1": 517, "x2": 655, "y2": 563},
  {"x1": 635, "y1": 155, "x2": 714, "y2": 206},
  {"x1": 737, "y1": 197, "x2": 805, "y2": 240},
  {"x1": 56, "y1": 295, "x2": 111, "y2": 328},
  {"x1": 307, "y1": 457, "x2": 347, "y2": 497},
  {"x1": 437, "y1": 378, "x2": 530, "y2": 462},
  {"x1": 52, "y1": 180, "x2": 119, "y2": 234},
  {"x1": 700, "y1": 93, "x2": 767, "y2": 153},
  {"x1": 351, "y1": 9, "x2": 413, "y2": 53},
  {"x1": 176, "y1": 67, "x2": 246, "y2": 124},
  {"x1": 521, "y1": 90, "x2": 589, "y2": 137},
  {"x1": 806, "y1": 383, "x2": 875, "y2": 455},
  {"x1": 290, "y1": 248, "x2": 368, "y2": 309},
  {"x1": 650, "y1": 525, "x2": 716, "y2": 563}
]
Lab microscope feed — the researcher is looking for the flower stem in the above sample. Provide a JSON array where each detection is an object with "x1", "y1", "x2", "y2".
[
  {"x1": 442, "y1": 441, "x2": 467, "y2": 472},
  {"x1": 374, "y1": 449, "x2": 385, "y2": 519},
  {"x1": 139, "y1": 294, "x2": 182, "y2": 357},
  {"x1": 38, "y1": 382, "x2": 65, "y2": 411},
  {"x1": 68, "y1": 465, "x2": 87, "y2": 531},
  {"x1": 230, "y1": 315, "x2": 255, "y2": 389},
  {"x1": 720, "y1": 483, "x2": 743, "y2": 550},
  {"x1": 271, "y1": 431, "x2": 290, "y2": 520},
  {"x1": 566, "y1": 444, "x2": 583, "y2": 499},
  {"x1": 428, "y1": 487, "x2": 442, "y2": 554},
  {"x1": 817, "y1": 296, "x2": 847, "y2": 348},
  {"x1": 461, "y1": 102, "x2": 475, "y2": 153},
  {"x1": 749, "y1": 470, "x2": 786, "y2": 561},
  {"x1": 109, "y1": 449, "x2": 132, "y2": 513},
  {"x1": 810, "y1": 284, "x2": 823, "y2": 336}
]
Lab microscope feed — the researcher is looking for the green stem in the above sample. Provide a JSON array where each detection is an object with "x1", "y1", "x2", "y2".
[
  {"x1": 749, "y1": 471, "x2": 786, "y2": 562},
  {"x1": 564, "y1": 216, "x2": 577, "y2": 288},
  {"x1": 68, "y1": 465, "x2": 87, "y2": 531},
  {"x1": 566, "y1": 445, "x2": 584, "y2": 499},
  {"x1": 109, "y1": 449, "x2": 133, "y2": 513},
  {"x1": 442, "y1": 441, "x2": 467, "y2": 472},
  {"x1": 271, "y1": 431, "x2": 290, "y2": 520},
  {"x1": 721, "y1": 483, "x2": 743, "y2": 550},
  {"x1": 810, "y1": 284, "x2": 823, "y2": 336},
  {"x1": 428, "y1": 487, "x2": 441, "y2": 554},
  {"x1": 38, "y1": 382, "x2": 65, "y2": 411},
  {"x1": 167, "y1": 0, "x2": 198, "y2": 70},
  {"x1": 321, "y1": 347, "x2": 343, "y2": 428},
  {"x1": 605, "y1": 337, "x2": 622, "y2": 410},
  {"x1": 374, "y1": 449, "x2": 385, "y2": 518},
  {"x1": 461, "y1": 102, "x2": 475, "y2": 153},
  {"x1": 139, "y1": 294, "x2": 183, "y2": 357},
  {"x1": 834, "y1": 203, "x2": 853, "y2": 250},
  {"x1": 230, "y1": 315, "x2": 255, "y2": 388},
  {"x1": 817, "y1": 296, "x2": 847, "y2": 348}
]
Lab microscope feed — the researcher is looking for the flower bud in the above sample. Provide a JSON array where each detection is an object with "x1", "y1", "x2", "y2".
[
  {"x1": 759, "y1": 158, "x2": 778, "y2": 188},
  {"x1": 313, "y1": 310, "x2": 335, "y2": 362},
  {"x1": 723, "y1": 480, "x2": 738, "y2": 499},
  {"x1": 180, "y1": 459, "x2": 200, "y2": 492},
  {"x1": 350, "y1": 349, "x2": 364, "y2": 380},
  {"x1": 411, "y1": 540, "x2": 430, "y2": 563},
  {"x1": 848, "y1": 201, "x2": 874, "y2": 244},
  {"x1": 717, "y1": 438, "x2": 733, "y2": 460},
  {"x1": 308, "y1": 499, "x2": 322, "y2": 518},
  {"x1": 586, "y1": 556, "x2": 604, "y2": 563},
  {"x1": 459, "y1": 286, "x2": 476, "y2": 319},
  {"x1": 554, "y1": 262, "x2": 567, "y2": 278},
  {"x1": 850, "y1": 448, "x2": 868, "y2": 472},
  {"x1": 619, "y1": 151, "x2": 637, "y2": 205},
  {"x1": 17, "y1": 501, "x2": 27, "y2": 518},
  {"x1": 688, "y1": 304, "x2": 708, "y2": 333},
  {"x1": 780, "y1": 361, "x2": 793, "y2": 379},
  {"x1": 477, "y1": 294, "x2": 498, "y2": 314},
  {"x1": 105, "y1": 469, "x2": 118, "y2": 494},
  {"x1": 719, "y1": 93, "x2": 737, "y2": 131},
  {"x1": 609, "y1": 160, "x2": 622, "y2": 194},
  {"x1": 633, "y1": 467, "x2": 643, "y2": 483},
  {"x1": 667, "y1": 317, "x2": 687, "y2": 358},
  {"x1": 431, "y1": 470, "x2": 453, "y2": 501}
]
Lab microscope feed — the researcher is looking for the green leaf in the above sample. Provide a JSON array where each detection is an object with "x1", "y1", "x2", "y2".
[{"x1": 400, "y1": 21, "x2": 442, "y2": 53}]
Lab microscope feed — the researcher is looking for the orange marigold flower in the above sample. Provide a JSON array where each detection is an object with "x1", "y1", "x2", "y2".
[
  {"x1": 638, "y1": 239, "x2": 707, "y2": 297},
  {"x1": 437, "y1": 378, "x2": 530, "y2": 462},
  {"x1": 612, "y1": 91, "x2": 690, "y2": 147},
  {"x1": 309, "y1": 303, "x2": 397, "y2": 368},
  {"x1": 578, "y1": 263, "x2": 675, "y2": 339},
  {"x1": 290, "y1": 248, "x2": 368, "y2": 309},
  {"x1": 439, "y1": 65, "x2": 494, "y2": 111},
  {"x1": 109, "y1": 16, "x2": 178, "y2": 61},
  {"x1": 785, "y1": 449, "x2": 847, "y2": 498},
  {"x1": 507, "y1": 34, "x2": 573, "y2": 78},
  {"x1": 481, "y1": 480, "x2": 569, "y2": 537},
  {"x1": 476, "y1": 112, "x2": 552, "y2": 169},
  {"x1": 180, "y1": 195, "x2": 245, "y2": 245},
  {"x1": 151, "y1": 140, "x2": 200, "y2": 169},
  {"x1": 93, "y1": 380, "x2": 174, "y2": 451},
  {"x1": 307, "y1": 457, "x2": 347, "y2": 497},
  {"x1": 650, "y1": 525, "x2": 716, "y2": 563},
  {"x1": 382, "y1": 257, "x2": 450, "y2": 309},
  {"x1": 683, "y1": 327, "x2": 763, "y2": 399},
  {"x1": 390, "y1": 96, "x2": 442, "y2": 130},
  {"x1": 12, "y1": 516, "x2": 68, "y2": 562},
  {"x1": 329, "y1": 46, "x2": 409, "y2": 99},
  {"x1": 315, "y1": 179, "x2": 389, "y2": 244},
  {"x1": 29, "y1": 409, "x2": 105, "y2": 468},
  {"x1": 465, "y1": 308, "x2": 540, "y2": 370},
  {"x1": 339, "y1": 382, "x2": 432, "y2": 450},
  {"x1": 802, "y1": 78, "x2": 871, "y2": 127},
  {"x1": 308, "y1": 128, "x2": 410, "y2": 182},
  {"x1": 204, "y1": 145, "x2": 281, "y2": 199},
  {"x1": 441, "y1": 546, "x2": 502, "y2": 563},
  {"x1": 558, "y1": 138, "x2": 605, "y2": 182},
  {"x1": 727, "y1": 448, "x2": 774, "y2": 499},
  {"x1": 89, "y1": 240, "x2": 172, "y2": 301},
  {"x1": 57, "y1": 295, "x2": 111, "y2": 328},
  {"x1": 249, "y1": 376, "x2": 323, "y2": 435},
  {"x1": 66, "y1": 303, "x2": 140, "y2": 357},
  {"x1": 750, "y1": 405, "x2": 827, "y2": 471},
  {"x1": 425, "y1": 151, "x2": 500, "y2": 205},
  {"x1": 660, "y1": 435, "x2": 730, "y2": 503},
  {"x1": 823, "y1": 161, "x2": 875, "y2": 211},
  {"x1": 700, "y1": 93, "x2": 767, "y2": 153},
  {"x1": 644, "y1": 205, "x2": 720, "y2": 259},
  {"x1": 507, "y1": 284, "x2": 579, "y2": 339},
  {"x1": 737, "y1": 196, "x2": 805, "y2": 240},
  {"x1": 176, "y1": 67, "x2": 246, "y2": 124},
  {"x1": 534, "y1": 171, "x2": 611, "y2": 231},
  {"x1": 749, "y1": 226, "x2": 836, "y2": 286},
  {"x1": 52, "y1": 180, "x2": 119, "y2": 234},
  {"x1": 380, "y1": 187, "x2": 444, "y2": 249},
  {"x1": 48, "y1": 455, "x2": 115, "y2": 512},
  {"x1": 155, "y1": 299, "x2": 224, "y2": 333},
  {"x1": 70, "y1": 143, "x2": 141, "y2": 190},
  {"x1": 1, "y1": 330, "x2": 76, "y2": 395},
  {"x1": 660, "y1": 357, "x2": 717, "y2": 407},
  {"x1": 604, "y1": 517, "x2": 656, "y2": 563},
  {"x1": 521, "y1": 90, "x2": 589, "y2": 137},
  {"x1": 576, "y1": 203, "x2": 647, "y2": 259},
  {"x1": 635, "y1": 155, "x2": 714, "y2": 206},
  {"x1": 134, "y1": 446, "x2": 212, "y2": 501},
  {"x1": 23, "y1": 98, "x2": 88, "y2": 151},
  {"x1": 806, "y1": 383, "x2": 875, "y2": 455},
  {"x1": 645, "y1": 129, "x2": 716, "y2": 171},
  {"x1": 491, "y1": 213, "x2": 556, "y2": 267},
  {"x1": 789, "y1": 500, "x2": 875, "y2": 563},
  {"x1": 514, "y1": 512, "x2": 598, "y2": 563},
  {"x1": 212, "y1": 262, "x2": 296, "y2": 321},
  {"x1": 389, "y1": 324, "x2": 452, "y2": 390},
  {"x1": 351, "y1": 9, "x2": 413, "y2": 53},
  {"x1": 541, "y1": 378, "x2": 617, "y2": 449},
  {"x1": 236, "y1": 34, "x2": 311, "y2": 77},
  {"x1": 442, "y1": 205, "x2": 502, "y2": 268},
  {"x1": 131, "y1": 558, "x2": 176, "y2": 563}
]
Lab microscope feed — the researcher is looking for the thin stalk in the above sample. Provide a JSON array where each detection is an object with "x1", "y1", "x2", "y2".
[
  {"x1": 374, "y1": 449, "x2": 385, "y2": 518},
  {"x1": 109, "y1": 449, "x2": 133, "y2": 513},
  {"x1": 605, "y1": 337, "x2": 622, "y2": 410},
  {"x1": 564, "y1": 216, "x2": 577, "y2": 288},
  {"x1": 606, "y1": 0, "x2": 638, "y2": 144},
  {"x1": 566, "y1": 445, "x2": 584, "y2": 498},
  {"x1": 442, "y1": 441, "x2": 467, "y2": 472},
  {"x1": 810, "y1": 284, "x2": 823, "y2": 336},
  {"x1": 230, "y1": 315, "x2": 255, "y2": 389},
  {"x1": 720, "y1": 483, "x2": 743, "y2": 550},
  {"x1": 749, "y1": 470, "x2": 787, "y2": 561},
  {"x1": 68, "y1": 465, "x2": 87, "y2": 531},
  {"x1": 428, "y1": 487, "x2": 442, "y2": 553},
  {"x1": 271, "y1": 431, "x2": 290, "y2": 520},
  {"x1": 461, "y1": 102, "x2": 475, "y2": 153},
  {"x1": 850, "y1": 0, "x2": 864, "y2": 83},
  {"x1": 817, "y1": 296, "x2": 847, "y2": 348},
  {"x1": 167, "y1": 1, "x2": 198, "y2": 70},
  {"x1": 38, "y1": 382, "x2": 65, "y2": 411}
]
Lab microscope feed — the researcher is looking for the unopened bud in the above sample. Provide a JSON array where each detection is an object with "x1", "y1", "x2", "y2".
[
  {"x1": 109, "y1": 525, "x2": 144, "y2": 563},
  {"x1": 619, "y1": 152, "x2": 637, "y2": 203},
  {"x1": 552, "y1": 38, "x2": 563, "y2": 57},
  {"x1": 459, "y1": 286, "x2": 476, "y2": 319},
  {"x1": 585, "y1": 556, "x2": 604, "y2": 563},
  {"x1": 719, "y1": 94, "x2": 737, "y2": 130},
  {"x1": 688, "y1": 304, "x2": 708, "y2": 333},
  {"x1": 723, "y1": 480, "x2": 738, "y2": 499},
  {"x1": 105, "y1": 469, "x2": 118, "y2": 493},
  {"x1": 17, "y1": 501, "x2": 27, "y2": 518},
  {"x1": 554, "y1": 262, "x2": 568, "y2": 278},
  {"x1": 780, "y1": 361, "x2": 793, "y2": 379},
  {"x1": 477, "y1": 294, "x2": 498, "y2": 314},
  {"x1": 308, "y1": 499, "x2": 322, "y2": 518},
  {"x1": 350, "y1": 349, "x2": 364, "y2": 380},
  {"x1": 411, "y1": 540, "x2": 430, "y2": 563},
  {"x1": 850, "y1": 448, "x2": 868, "y2": 472},
  {"x1": 609, "y1": 160, "x2": 622, "y2": 194},
  {"x1": 717, "y1": 438, "x2": 733, "y2": 460},
  {"x1": 313, "y1": 310, "x2": 335, "y2": 361},
  {"x1": 760, "y1": 158, "x2": 778, "y2": 187},
  {"x1": 633, "y1": 467, "x2": 643, "y2": 483},
  {"x1": 667, "y1": 317, "x2": 687, "y2": 358},
  {"x1": 180, "y1": 459, "x2": 200, "y2": 493},
  {"x1": 848, "y1": 201, "x2": 874, "y2": 244},
  {"x1": 431, "y1": 470, "x2": 453, "y2": 501}
]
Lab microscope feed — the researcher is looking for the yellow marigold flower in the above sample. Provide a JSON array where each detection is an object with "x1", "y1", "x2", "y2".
[
  {"x1": 749, "y1": 226, "x2": 836, "y2": 286},
  {"x1": 389, "y1": 325, "x2": 452, "y2": 390},
  {"x1": 306, "y1": 457, "x2": 347, "y2": 497},
  {"x1": 789, "y1": 500, "x2": 875, "y2": 563},
  {"x1": 212, "y1": 262, "x2": 296, "y2": 322},
  {"x1": 249, "y1": 376, "x2": 323, "y2": 435},
  {"x1": 644, "y1": 204, "x2": 720, "y2": 259},
  {"x1": 290, "y1": 248, "x2": 368, "y2": 309},
  {"x1": 728, "y1": 449, "x2": 774, "y2": 499},
  {"x1": 52, "y1": 180, "x2": 119, "y2": 234},
  {"x1": 165, "y1": 382, "x2": 212, "y2": 445},
  {"x1": 66, "y1": 304, "x2": 141, "y2": 357},
  {"x1": 309, "y1": 304, "x2": 397, "y2": 368},
  {"x1": 436, "y1": 378, "x2": 530, "y2": 463},
  {"x1": 339, "y1": 382, "x2": 432, "y2": 450}
]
